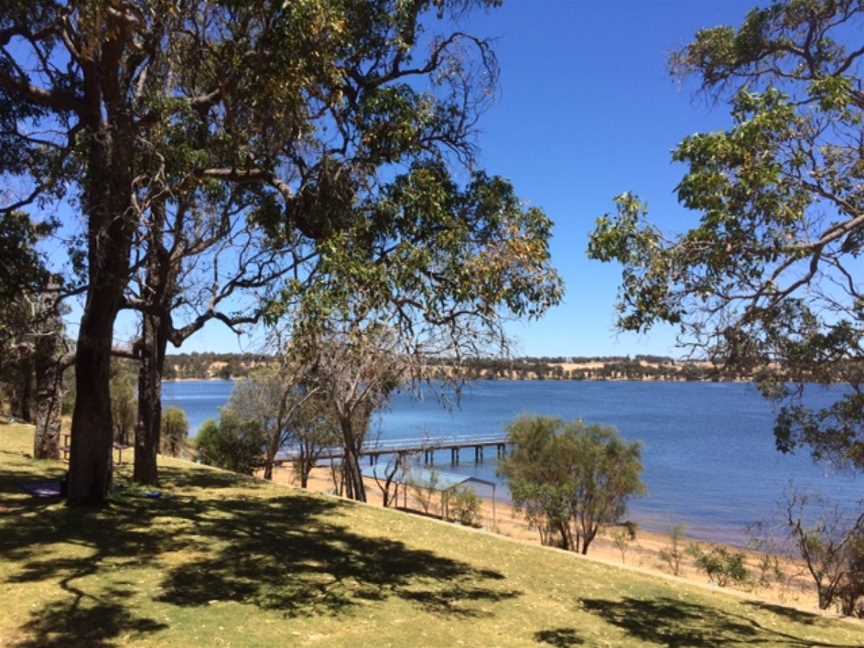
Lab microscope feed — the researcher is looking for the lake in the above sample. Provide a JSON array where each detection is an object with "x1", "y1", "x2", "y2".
[{"x1": 162, "y1": 379, "x2": 862, "y2": 545}]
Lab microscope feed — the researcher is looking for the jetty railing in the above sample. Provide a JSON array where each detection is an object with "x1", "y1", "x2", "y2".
[{"x1": 276, "y1": 433, "x2": 511, "y2": 467}]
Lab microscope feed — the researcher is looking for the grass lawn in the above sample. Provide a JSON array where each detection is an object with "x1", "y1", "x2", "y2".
[{"x1": 1, "y1": 424, "x2": 862, "y2": 647}]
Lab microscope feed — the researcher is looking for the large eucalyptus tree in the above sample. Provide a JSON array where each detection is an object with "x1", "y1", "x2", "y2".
[
  {"x1": 589, "y1": 0, "x2": 864, "y2": 472},
  {"x1": 2, "y1": 0, "x2": 560, "y2": 504}
]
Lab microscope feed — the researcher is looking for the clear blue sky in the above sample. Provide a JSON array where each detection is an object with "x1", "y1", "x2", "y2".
[
  {"x1": 67, "y1": 1, "x2": 760, "y2": 357},
  {"x1": 459, "y1": 0, "x2": 757, "y2": 358}
]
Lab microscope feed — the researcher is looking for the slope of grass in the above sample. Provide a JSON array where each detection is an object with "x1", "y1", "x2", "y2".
[{"x1": 1, "y1": 423, "x2": 862, "y2": 647}]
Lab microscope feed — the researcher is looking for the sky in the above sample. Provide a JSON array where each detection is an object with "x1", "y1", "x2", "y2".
[{"x1": 62, "y1": 1, "x2": 762, "y2": 358}]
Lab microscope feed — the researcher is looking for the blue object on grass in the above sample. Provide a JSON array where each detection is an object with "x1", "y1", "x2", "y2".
[{"x1": 19, "y1": 481, "x2": 62, "y2": 498}]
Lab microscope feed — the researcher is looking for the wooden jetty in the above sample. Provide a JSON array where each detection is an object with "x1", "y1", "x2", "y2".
[{"x1": 276, "y1": 433, "x2": 511, "y2": 467}]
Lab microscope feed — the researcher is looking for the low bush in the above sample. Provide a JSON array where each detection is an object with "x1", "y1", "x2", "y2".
[
  {"x1": 447, "y1": 486, "x2": 481, "y2": 527},
  {"x1": 687, "y1": 544, "x2": 749, "y2": 587}
]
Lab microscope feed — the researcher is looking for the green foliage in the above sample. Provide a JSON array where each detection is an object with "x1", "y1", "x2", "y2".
[
  {"x1": 686, "y1": 544, "x2": 749, "y2": 588},
  {"x1": 446, "y1": 486, "x2": 482, "y2": 527},
  {"x1": 500, "y1": 416, "x2": 645, "y2": 554},
  {"x1": 838, "y1": 533, "x2": 864, "y2": 617},
  {"x1": 0, "y1": 211, "x2": 54, "y2": 305},
  {"x1": 611, "y1": 523, "x2": 637, "y2": 564},
  {"x1": 589, "y1": 0, "x2": 864, "y2": 472},
  {"x1": 658, "y1": 524, "x2": 687, "y2": 577},
  {"x1": 195, "y1": 411, "x2": 265, "y2": 475},
  {"x1": 161, "y1": 408, "x2": 189, "y2": 457},
  {"x1": 782, "y1": 493, "x2": 864, "y2": 613},
  {"x1": 3, "y1": 0, "x2": 557, "y2": 503},
  {"x1": 109, "y1": 367, "x2": 136, "y2": 446}
]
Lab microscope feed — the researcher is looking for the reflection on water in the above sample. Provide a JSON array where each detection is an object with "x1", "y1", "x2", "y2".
[{"x1": 162, "y1": 379, "x2": 861, "y2": 545}]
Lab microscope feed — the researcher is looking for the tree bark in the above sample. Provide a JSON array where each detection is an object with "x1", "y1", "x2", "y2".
[
  {"x1": 263, "y1": 448, "x2": 277, "y2": 480},
  {"x1": 11, "y1": 357, "x2": 33, "y2": 422},
  {"x1": 263, "y1": 430, "x2": 281, "y2": 481},
  {"x1": 134, "y1": 311, "x2": 168, "y2": 485},
  {"x1": 68, "y1": 288, "x2": 122, "y2": 504},
  {"x1": 67, "y1": 114, "x2": 136, "y2": 505},
  {"x1": 33, "y1": 333, "x2": 64, "y2": 460},
  {"x1": 342, "y1": 442, "x2": 366, "y2": 501}
]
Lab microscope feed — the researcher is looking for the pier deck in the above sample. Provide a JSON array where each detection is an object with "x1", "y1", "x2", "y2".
[{"x1": 276, "y1": 433, "x2": 510, "y2": 466}]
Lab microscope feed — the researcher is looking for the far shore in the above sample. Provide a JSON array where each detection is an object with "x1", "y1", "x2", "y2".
[
  {"x1": 167, "y1": 375, "x2": 757, "y2": 384},
  {"x1": 265, "y1": 462, "x2": 830, "y2": 617}
]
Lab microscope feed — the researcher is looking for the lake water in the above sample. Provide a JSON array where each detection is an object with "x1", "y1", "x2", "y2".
[{"x1": 162, "y1": 379, "x2": 862, "y2": 545}]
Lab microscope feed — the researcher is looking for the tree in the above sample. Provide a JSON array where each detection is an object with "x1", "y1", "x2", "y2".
[
  {"x1": 782, "y1": 492, "x2": 864, "y2": 612},
  {"x1": 500, "y1": 416, "x2": 645, "y2": 555},
  {"x1": 226, "y1": 364, "x2": 318, "y2": 481},
  {"x1": 588, "y1": 0, "x2": 864, "y2": 473},
  {"x1": 0, "y1": 211, "x2": 70, "y2": 459},
  {"x1": 290, "y1": 394, "x2": 341, "y2": 489},
  {"x1": 0, "y1": 292, "x2": 70, "y2": 458},
  {"x1": 3, "y1": 0, "x2": 515, "y2": 504},
  {"x1": 160, "y1": 407, "x2": 188, "y2": 458},
  {"x1": 0, "y1": 211, "x2": 53, "y2": 302},
  {"x1": 281, "y1": 156, "x2": 563, "y2": 502},
  {"x1": 296, "y1": 323, "x2": 409, "y2": 502},
  {"x1": 129, "y1": 190, "x2": 293, "y2": 486},
  {"x1": 195, "y1": 412, "x2": 265, "y2": 476},
  {"x1": 110, "y1": 367, "x2": 136, "y2": 447},
  {"x1": 371, "y1": 453, "x2": 410, "y2": 508}
]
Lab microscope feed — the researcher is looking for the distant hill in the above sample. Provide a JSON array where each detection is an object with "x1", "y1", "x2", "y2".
[{"x1": 164, "y1": 352, "x2": 748, "y2": 382}]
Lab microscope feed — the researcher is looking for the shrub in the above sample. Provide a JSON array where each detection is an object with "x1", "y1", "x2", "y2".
[
  {"x1": 447, "y1": 485, "x2": 481, "y2": 526},
  {"x1": 500, "y1": 415, "x2": 645, "y2": 554},
  {"x1": 687, "y1": 544, "x2": 749, "y2": 587},
  {"x1": 658, "y1": 524, "x2": 687, "y2": 576},
  {"x1": 161, "y1": 407, "x2": 189, "y2": 457},
  {"x1": 195, "y1": 410, "x2": 265, "y2": 475},
  {"x1": 409, "y1": 468, "x2": 441, "y2": 515},
  {"x1": 611, "y1": 522, "x2": 637, "y2": 564}
]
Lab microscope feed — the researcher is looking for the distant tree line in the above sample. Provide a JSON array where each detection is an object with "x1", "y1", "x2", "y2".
[{"x1": 161, "y1": 351, "x2": 842, "y2": 383}]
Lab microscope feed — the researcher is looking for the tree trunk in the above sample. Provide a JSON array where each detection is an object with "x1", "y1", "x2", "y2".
[
  {"x1": 134, "y1": 312, "x2": 169, "y2": 485},
  {"x1": 343, "y1": 445, "x2": 366, "y2": 502},
  {"x1": 67, "y1": 114, "x2": 136, "y2": 506},
  {"x1": 68, "y1": 291, "x2": 121, "y2": 505},
  {"x1": 263, "y1": 434, "x2": 280, "y2": 481},
  {"x1": 33, "y1": 334, "x2": 64, "y2": 460},
  {"x1": 339, "y1": 418, "x2": 366, "y2": 502},
  {"x1": 11, "y1": 357, "x2": 33, "y2": 422}
]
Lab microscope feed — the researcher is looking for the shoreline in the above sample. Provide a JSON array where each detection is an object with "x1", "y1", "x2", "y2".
[
  {"x1": 266, "y1": 463, "x2": 829, "y2": 615},
  {"x1": 166, "y1": 376, "x2": 759, "y2": 384}
]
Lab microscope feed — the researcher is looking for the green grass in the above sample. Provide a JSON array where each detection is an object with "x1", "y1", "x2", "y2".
[{"x1": 1, "y1": 424, "x2": 862, "y2": 647}]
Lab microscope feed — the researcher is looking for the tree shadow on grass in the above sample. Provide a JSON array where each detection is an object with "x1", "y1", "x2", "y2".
[
  {"x1": 581, "y1": 597, "x2": 862, "y2": 647},
  {"x1": 156, "y1": 493, "x2": 521, "y2": 619},
  {"x1": 742, "y1": 600, "x2": 824, "y2": 626},
  {"x1": 154, "y1": 463, "x2": 266, "y2": 491},
  {"x1": 3, "y1": 471, "x2": 519, "y2": 646},
  {"x1": 15, "y1": 598, "x2": 168, "y2": 648},
  {"x1": 534, "y1": 627, "x2": 585, "y2": 646}
]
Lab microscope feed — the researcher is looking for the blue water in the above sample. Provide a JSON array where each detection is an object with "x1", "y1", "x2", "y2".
[{"x1": 162, "y1": 379, "x2": 861, "y2": 545}]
